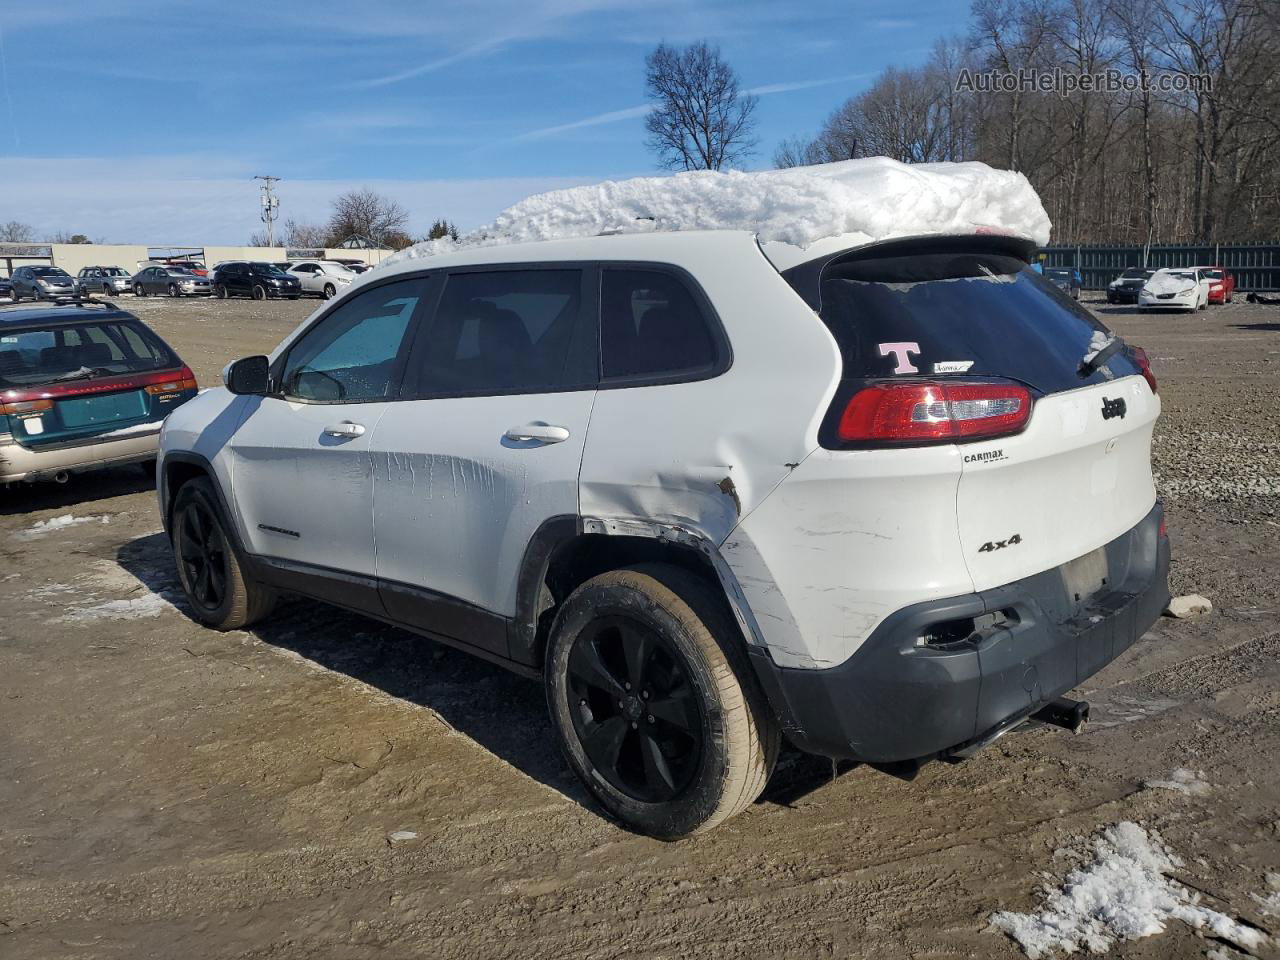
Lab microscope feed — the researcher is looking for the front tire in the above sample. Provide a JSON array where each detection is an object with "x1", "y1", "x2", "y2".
[
  {"x1": 172, "y1": 478, "x2": 275, "y2": 631},
  {"x1": 322, "y1": 283, "x2": 336, "y2": 300},
  {"x1": 134, "y1": 283, "x2": 145, "y2": 297},
  {"x1": 168, "y1": 283, "x2": 181, "y2": 297},
  {"x1": 252, "y1": 284, "x2": 267, "y2": 301},
  {"x1": 545, "y1": 564, "x2": 778, "y2": 839}
]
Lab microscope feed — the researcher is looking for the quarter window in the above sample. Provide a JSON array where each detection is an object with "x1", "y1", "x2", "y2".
[
  {"x1": 279, "y1": 278, "x2": 424, "y2": 402},
  {"x1": 410, "y1": 269, "x2": 590, "y2": 395},
  {"x1": 600, "y1": 268, "x2": 720, "y2": 381}
]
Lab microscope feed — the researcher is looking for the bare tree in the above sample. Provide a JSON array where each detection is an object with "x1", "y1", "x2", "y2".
[
  {"x1": 281, "y1": 219, "x2": 331, "y2": 248},
  {"x1": 327, "y1": 188, "x2": 410, "y2": 246},
  {"x1": 644, "y1": 41, "x2": 757, "y2": 170},
  {"x1": 0, "y1": 221, "x2": 35, "y2": 242}
]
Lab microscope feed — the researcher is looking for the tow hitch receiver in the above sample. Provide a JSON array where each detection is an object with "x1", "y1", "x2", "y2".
[{"x1": 1031, "y1": 697, "x2": 1090, "y2": 734}]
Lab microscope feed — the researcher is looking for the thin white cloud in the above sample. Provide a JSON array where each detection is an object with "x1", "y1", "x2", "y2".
[
  {"x1": 513, "y1": 74, "x2": 866, "y2": 142},
  {"x1": 513, "y1": 104, "x2": 653, "y2": 142}
]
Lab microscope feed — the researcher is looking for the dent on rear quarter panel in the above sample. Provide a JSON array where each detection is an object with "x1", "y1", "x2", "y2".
[{"x1": 577, "y1": 232, "x2": 840, "y2": 550}]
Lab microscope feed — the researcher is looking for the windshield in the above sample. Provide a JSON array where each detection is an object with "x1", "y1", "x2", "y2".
[
  {"x1": 104, "y1": 267, "x2": 130, "y2": 277},
  {"x1": 1121, "y1": 268, "x2": 1150, "y2": 279},
  {"x1": 1168, "y1": 272, "x2": 1194, "y2": 280},
  {"x1": 1203, "y1": 269, "x2": 1223, "y2": 279},
  {"x1": 165, "y1": 268, "x2": 195, "y2": 276},
  {"x1": 249, "y1": 262, "x2": 287, "y2": 276},
  {"x1": 31, "y1": 267, "x2": 70, "y2": 278},
  {"x1": 0, "y1": 319, "x2": 178, "y2": 387},
  {"x1": 808, "y1": 246, "x2": 1140, "y2": 396}
]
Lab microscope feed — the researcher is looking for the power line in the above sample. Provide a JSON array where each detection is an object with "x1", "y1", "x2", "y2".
[{"x1": 254, "y1": 175, "x2": 281, "y2": 247}]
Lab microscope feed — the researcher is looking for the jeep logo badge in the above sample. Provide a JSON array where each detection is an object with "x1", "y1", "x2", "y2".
[{"x1": 1101, "y1": 396, "x2": 1127, "y2": 420}]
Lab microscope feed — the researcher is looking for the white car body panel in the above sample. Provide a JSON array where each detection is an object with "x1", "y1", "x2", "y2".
[
  {"x1": 578, "y1": 234, "x2": 839, "y2": 545},
  {"x1": 370, "y1": 390, "x2": 594, "y2": 619},
  {"x1": 228, "y1": 397, "x2": 393, "y2": 574}
]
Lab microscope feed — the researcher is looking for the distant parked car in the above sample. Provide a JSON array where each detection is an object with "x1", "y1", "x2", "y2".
[
  {"x1": 1107, "y1": 267, "x2": 1155, "y2": 304},
  {"x1": 0, "y1": 275, "x2": 13, "y2": 302},
  {"x1": 332, "y1": 259, "x2": 372, "y2": 274},
  {"x1": 209, "y1": 261, "x2": 302, "y2": 300},
  {"x1": 132, "y1": 266, "x2": 212, "y2": 297},
  {"x1": 1138, "y1": 268, "x2": 1210, "y2": 311},
  {"x1": 78, "y1": 266, "x2": 135, "y2": 296},
  {"x1": 158, "y1": 259, "x2": 209, "y2": 277},
  {"x1": 284, "y1": 260, "x2": 358, "y2": 299},
  {"x1": 9, "y1": 265, "x2": 80, "y2": 301},
  {"x1": 1044, "y1": 267, "x2": 1082, "y2": 300},
  {"x1": 0, "y1": 298, "x2": 197, "y2": 484},
  {"x1": 1191, "y1": 265, "x2": 1235, "y2": 304}
]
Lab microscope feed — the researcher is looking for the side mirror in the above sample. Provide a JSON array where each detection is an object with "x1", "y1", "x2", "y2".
[{"x1": 224, "y1": 355, "x2": 271, "y2": 395}]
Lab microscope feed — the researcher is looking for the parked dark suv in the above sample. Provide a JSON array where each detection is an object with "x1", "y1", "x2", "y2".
[{"x1": 209, "y1": 262, "x2": 302, "y2": 301}]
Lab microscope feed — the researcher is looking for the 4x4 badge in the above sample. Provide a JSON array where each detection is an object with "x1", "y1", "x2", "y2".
[{"x1": 1101, "y1": 396, "x2": 1127, "y2": 420}]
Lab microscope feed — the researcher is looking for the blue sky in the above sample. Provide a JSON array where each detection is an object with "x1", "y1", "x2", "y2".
[{"x1": 0, "y1": 0, "x2": 970, "y2": 243}]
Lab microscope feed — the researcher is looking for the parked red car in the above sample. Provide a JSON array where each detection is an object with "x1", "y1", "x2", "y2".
[{"x1": 1195, "y1": 266, "x2": 1235, "y2": 304}]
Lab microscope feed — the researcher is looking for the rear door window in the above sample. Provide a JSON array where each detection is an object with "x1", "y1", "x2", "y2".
[
  {"x1": 806, "y1": 245, "x2": 1139, "y2": 394},
  {"x1": 407, "y1": 268, "x2": 593, "y2": 396},
  {"x1": 600, "y1": 267, "x2": 725, "y2": 382}
]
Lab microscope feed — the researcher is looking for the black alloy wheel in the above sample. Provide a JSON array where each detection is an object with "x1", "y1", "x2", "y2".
[
  {"x1": 566, "y1": 614, "x2": 703, "y2": 803},
  {"x1": 175, "y1": 496, "x2": 228, "y2": 613}
]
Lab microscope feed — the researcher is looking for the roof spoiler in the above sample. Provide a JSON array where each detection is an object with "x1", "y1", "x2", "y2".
[{"x1": 778, "y1": 233, "x2": 1039, "y2": 313}]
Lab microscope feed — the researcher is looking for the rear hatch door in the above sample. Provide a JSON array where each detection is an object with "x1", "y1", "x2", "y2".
[
  {"x1": 1, "y1": 314, "x2": 195, "y2": 447},
  {"x1": 800, "y1": 236, "x2": 1157, "y2": 592}
]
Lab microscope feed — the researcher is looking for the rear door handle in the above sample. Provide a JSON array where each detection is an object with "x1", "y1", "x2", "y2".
[
  {"x1": 323, "y1": 421, "x2": 366, "y2": 438},
  {"x1": 504, "y1": 423, "x2": 570, "y2": 444}
]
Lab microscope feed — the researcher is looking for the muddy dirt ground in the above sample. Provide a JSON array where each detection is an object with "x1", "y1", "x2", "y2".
[{"x1": 2, "y1": 293, "x2": 1278, "y2": 960}]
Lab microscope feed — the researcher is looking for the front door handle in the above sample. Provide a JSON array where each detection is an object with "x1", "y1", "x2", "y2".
[
  {"x1": 504, "y1": 423, "x2": 570, "y2": 444},
  {"x1": 323, "y1": 421, "x2": 366, "y2": 438}
]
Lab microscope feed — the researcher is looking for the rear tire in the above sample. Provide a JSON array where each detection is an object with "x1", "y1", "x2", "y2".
[
  {"x1": 252, "y1": 284, "x2": 266, "y2": 301},
  {"x1": 172, "y1": 478, "x2": 275, "y2": 631},
  {"x1": 545, "y1": 564, "x2": 778, "y2": 839},
  {"x1": 134, "y1": 283, "x2": 145, "y2": 297}
]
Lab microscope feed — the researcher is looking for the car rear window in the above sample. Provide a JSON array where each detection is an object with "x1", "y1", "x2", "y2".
[
  {"x1": 805, "y1": 244, "x2": 1139, "y2": 395},
  {"x1": 0, "y1": 319, "x2": 178, "y2": 387}
]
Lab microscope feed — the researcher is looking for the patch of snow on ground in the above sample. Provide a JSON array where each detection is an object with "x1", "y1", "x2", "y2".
[
  {"x1": 60, "y1": 591, "x2": 176, "y2": 621},
  {"x1": 989, "y1": 821, "x2": 1267, "y2": 958},
  {"x1": 1253, "y1": 874, "x2": 1280, "y2": 917},
  {"x1": 1143, "y1": 768, "x2": 1212, "y2": 796},
  {"x1": 19, "y1": 514, "x2": 109, "y2": 538},
  {"x1": 382, "y1": 157, "x2": 1051, "y2": 267}
]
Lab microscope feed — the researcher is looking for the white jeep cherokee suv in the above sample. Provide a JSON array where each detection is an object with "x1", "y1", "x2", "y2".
[{"x1": 158, "y1": 230, "x2": 1169, "y2": 838}]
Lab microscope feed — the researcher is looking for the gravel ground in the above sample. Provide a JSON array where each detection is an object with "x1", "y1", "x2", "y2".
[{"x1": 1, "y1": 293, "x2": 1278, "y2": 960}]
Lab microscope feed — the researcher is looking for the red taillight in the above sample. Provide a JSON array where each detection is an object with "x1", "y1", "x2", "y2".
[
  {"x1": 144, "y1": 366, "x2": 198, "y2": 395},
  {"x1": 837, "y1": 380, "x2": 1032, "y2": 445},
  {"x1": 1158, "y1": 515, "x2": 1167, "y2": 539},
  {"x1": 1131, "y1": 346, "x2": 1157, "y2": 394}
]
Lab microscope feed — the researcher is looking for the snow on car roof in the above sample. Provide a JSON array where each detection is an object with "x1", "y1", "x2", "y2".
[{"x1": 381, "y1": 157, "x2": 1052, "y2": 271}]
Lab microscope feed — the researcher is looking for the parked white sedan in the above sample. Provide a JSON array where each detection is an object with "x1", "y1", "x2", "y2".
[
  {"x1": 284, "y1": 260, "x2": 358, "y2": 299},
  {"x1": 1138, "y1": 268, "x2": 1210, "y2": 311}
]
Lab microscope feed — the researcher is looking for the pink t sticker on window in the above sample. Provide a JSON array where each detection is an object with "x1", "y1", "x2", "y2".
[{"x1": 878, "y1": 341, "x2": 921, "y2": 374}]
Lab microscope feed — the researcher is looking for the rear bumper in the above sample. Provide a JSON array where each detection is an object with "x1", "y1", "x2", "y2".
[
  {"x1": 0, "y1": 428, "x2": 161, "y2": 483},
  {"x1": 749, "y1": 503, "x2": 1170, "y2": 763}
]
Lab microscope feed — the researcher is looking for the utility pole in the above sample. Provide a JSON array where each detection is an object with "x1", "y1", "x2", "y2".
[{"x1": 254, "y1": 175, "x2": 281, "y2": 247}]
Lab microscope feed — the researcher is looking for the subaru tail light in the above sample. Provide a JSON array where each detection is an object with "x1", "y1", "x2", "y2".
[{"x1": 837, "y1": 380, "x2": 1032, "y2": 446}]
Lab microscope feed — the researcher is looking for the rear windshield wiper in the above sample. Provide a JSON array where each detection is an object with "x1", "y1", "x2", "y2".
[
  {"x1": 1078, "y1": 332, "x2": 1125, "y2": 378},
  {"x1": 46, "y1": 365, "x2": 114, "y2": 383}
]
